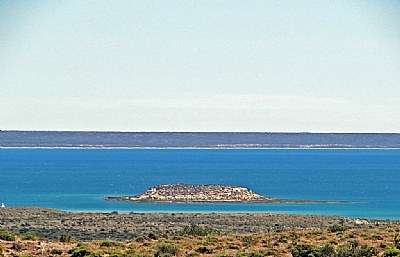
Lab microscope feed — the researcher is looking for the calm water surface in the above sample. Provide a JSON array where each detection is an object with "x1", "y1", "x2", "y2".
[{"x1": 0, "y1": 149, "x2": 399, "y2": 219}]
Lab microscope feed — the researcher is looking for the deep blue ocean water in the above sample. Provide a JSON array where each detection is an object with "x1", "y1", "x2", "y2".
[{"x1": 0, "y1": 149, "x2": 399, "y2": 219}]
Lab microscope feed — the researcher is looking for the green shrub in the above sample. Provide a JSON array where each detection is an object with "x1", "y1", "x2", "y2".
[
  {"x1": 371, "y1": 233, "x2": 383, "y2": 240},
  {"x1": 384, "y1": 249, "x2": 400, "y2": 257},
  {"x1": 195, "y1": 246, "x2": 212, "y2": 254},
  {"x1": 68, "y1": 246, "x2": 90, "y2": 255},
  {"x1": 228, "y1": 244, "x2": 240, "y2": 250},
  {"x1": 289, "y1": 231, "x2": 300, "y2": 239},
  {"x1": 341, "y1": 233, "x2": 355, "y2": 239},
  {"x1": 288, "y1": 242, "x2": 316, "y2": 257},
  {"x1": 0, "y1": 229, "x2": 16, "y2": 241},
  {"x1": 100, "y1": 240, "x2": 120, "y2": 248},
  {"x1": 288, "y1": 242, "x2": 334, "y2": 257},
  {"x1": 50, "y1": 248, "x2": 63, "y2": 255},
  {"x1": 70, "y1": 249, "x2": 91, "y2": 257},
  {"x1": 126, "y1": 243, "x2": 136, "y2": 254},
  {"x1": 336, "y1": 242, "x2": 376, "y2": 257},
  {"x1": 21, "y1": 232, "x2": 43, "y2": 240},
  {"x1": 307, "y1": 230, "x2": 322, "y2": 236},
  {"x1": 59, "y1": 233, "x2": 72, "y2": 243},
  {"x1": 204, "y1": 237, "x2": 219, "y2": 246},
  {"x1": 327, "y1": 224, "x2": 348, "y2": 233},
  {"x1": 148, "y1": 232, "x2": 157, "y2": 240},
  {"x1": 154, "y1": 242, "x2": 178, "y2": 257},
  {"x1": 319, "y1": 244, "x2": 335, "y2": 257},
  {"x1": 180, "y1": 224, "x2": 212, "y2": 236},
  {"x1": 70, "y1": 248, "x2": 104, "y2": 257}
]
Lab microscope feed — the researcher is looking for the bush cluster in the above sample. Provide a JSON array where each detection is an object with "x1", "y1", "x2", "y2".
[
  {"x1": 327, "y1": 224, "x2": 349, "y2": 233},
  {"x1": 50, "y1": 248, "x2": 63, "y2": 255},
  {"x1": 384, "y1": 248, "x2": 400, "y2": 257},
  {"x1": 288, "y1": 240, "x2": 376, "y2": 257},
  {"x1": 69, "y1": 248, "x2": 103, "y2": 257},
  {"x1": 59, "y1": 233, "x2": 72, "y2": 243},
  {"x1": 154, "y1": 242, "x2": 178, "y2": 257},
  {"x1": 0, "y1": 229, "x2": 16, "y2": 241},
  {"x1": 179, "y1": 224, "x2": 212, "y2": 237}
]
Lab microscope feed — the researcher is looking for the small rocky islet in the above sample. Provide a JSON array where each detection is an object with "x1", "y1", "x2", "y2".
[{"x1": 105, "y1": 183, "x2": 343, "y2": 204}]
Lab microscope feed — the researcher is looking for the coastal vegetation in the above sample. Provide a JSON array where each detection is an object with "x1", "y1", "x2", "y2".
[
  {"x1": 0, "y1": 223, "x2": 399, "y2": 257},
  {"x1": 1, "y1": 207, "x2": 400, "y2": 256},
  {"x1": 1, "y1": 207, "x2": 400, "y2": 241}
]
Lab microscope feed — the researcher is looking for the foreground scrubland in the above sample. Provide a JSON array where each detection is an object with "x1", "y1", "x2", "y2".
[
  {"x1": 1, "y1": 207, "x2": 400, "y2": 257},
  {"x1": 1, "y1": 225, "x2": 400, "y2": 257}
]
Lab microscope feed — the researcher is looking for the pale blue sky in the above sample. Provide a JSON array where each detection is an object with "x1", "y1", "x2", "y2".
[{"x1": 1, "y1": 1, "x2": 399, "y2": 132}]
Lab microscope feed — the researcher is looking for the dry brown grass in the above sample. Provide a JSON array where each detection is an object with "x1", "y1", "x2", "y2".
[{"x1": 1, "y1": 227, "x2": 399, "y2": 257}]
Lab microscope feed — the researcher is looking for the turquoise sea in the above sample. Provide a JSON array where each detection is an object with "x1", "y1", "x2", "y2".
[{"x1": 0, "y1": 149, "x2": 399, "y2": 219}]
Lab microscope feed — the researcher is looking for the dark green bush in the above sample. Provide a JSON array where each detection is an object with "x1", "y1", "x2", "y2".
[
  {"x1": 288, "y1": 242, "x2": 335, "y2": 257},
  {"x1": 50, "y1": 248, "x2": 63, "y2": 255},
  {"x1": 154, "y1": 242, "x2": 178, "y2": 257},
  {"x1": 70, "y1": 249, "x2": 92, "y2": 257},
  {"x1": 288, "y1": 242, "x2": 316, "y2": 257},
  {"x1": 70, "y1": 248, "x2": 104, "y2": 257},
  {"x1": 180, "y1": 224, "x2": 212, "y2": 236},
  {"x1": 384, "y1": 249, "x2": 400, "y2": 257},
  {"x1": 148, "y1": 232, "x2": 158, "y2": 240},
  {"x1": 228, "y1": 244, "x2": 240, "y2": 250},
  {"x1": 195, "y1": 246, "x2": 212, "y2": 254},
  {"x1": 371, "y1": 233, "x2": 383, "y2": 240},
  {"x1": 21, "y1": 232, "x2": 43, "y2": 240},
  {"x1": 0, "y1": 229, "x2": 16, "y2": 241},
  {"x1": 59, "y1": 233, "x2": 72, "y2": 243},
  {"x1": 100, "y1": 240, "x2": 120, "y2": 247},
  {"x1": 336, "y1": 242, "x2": 376, "y2": 257},
  {"x1": 317, "y1": 244, "x2": 335, "y2": 257},
  {"x1": 328, "y1": 224, "x2": 348, "y2": 233}
]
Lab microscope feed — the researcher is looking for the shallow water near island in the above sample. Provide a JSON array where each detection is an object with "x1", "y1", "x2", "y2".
[{"x1": 0, "y1": 148, "x2": 399, "y2": 219}]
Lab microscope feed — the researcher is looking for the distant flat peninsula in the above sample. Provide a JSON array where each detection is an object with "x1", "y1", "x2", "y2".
[
  {"x1": 1, "y1": 131, "x2": 400, "y2": 148},
  {"x1": 105, "y1": 184, "x2": 346, "y2": 204}
]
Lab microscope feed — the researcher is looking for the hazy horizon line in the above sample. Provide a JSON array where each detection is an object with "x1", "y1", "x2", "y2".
[{"x1": 1, "y1": 130, "x2": 399, "y2": 134}]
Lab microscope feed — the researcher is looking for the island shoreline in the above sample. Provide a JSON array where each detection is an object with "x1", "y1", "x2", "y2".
[{"x1": 104, "y1": 184, "x2": 353, "y2": 205}]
